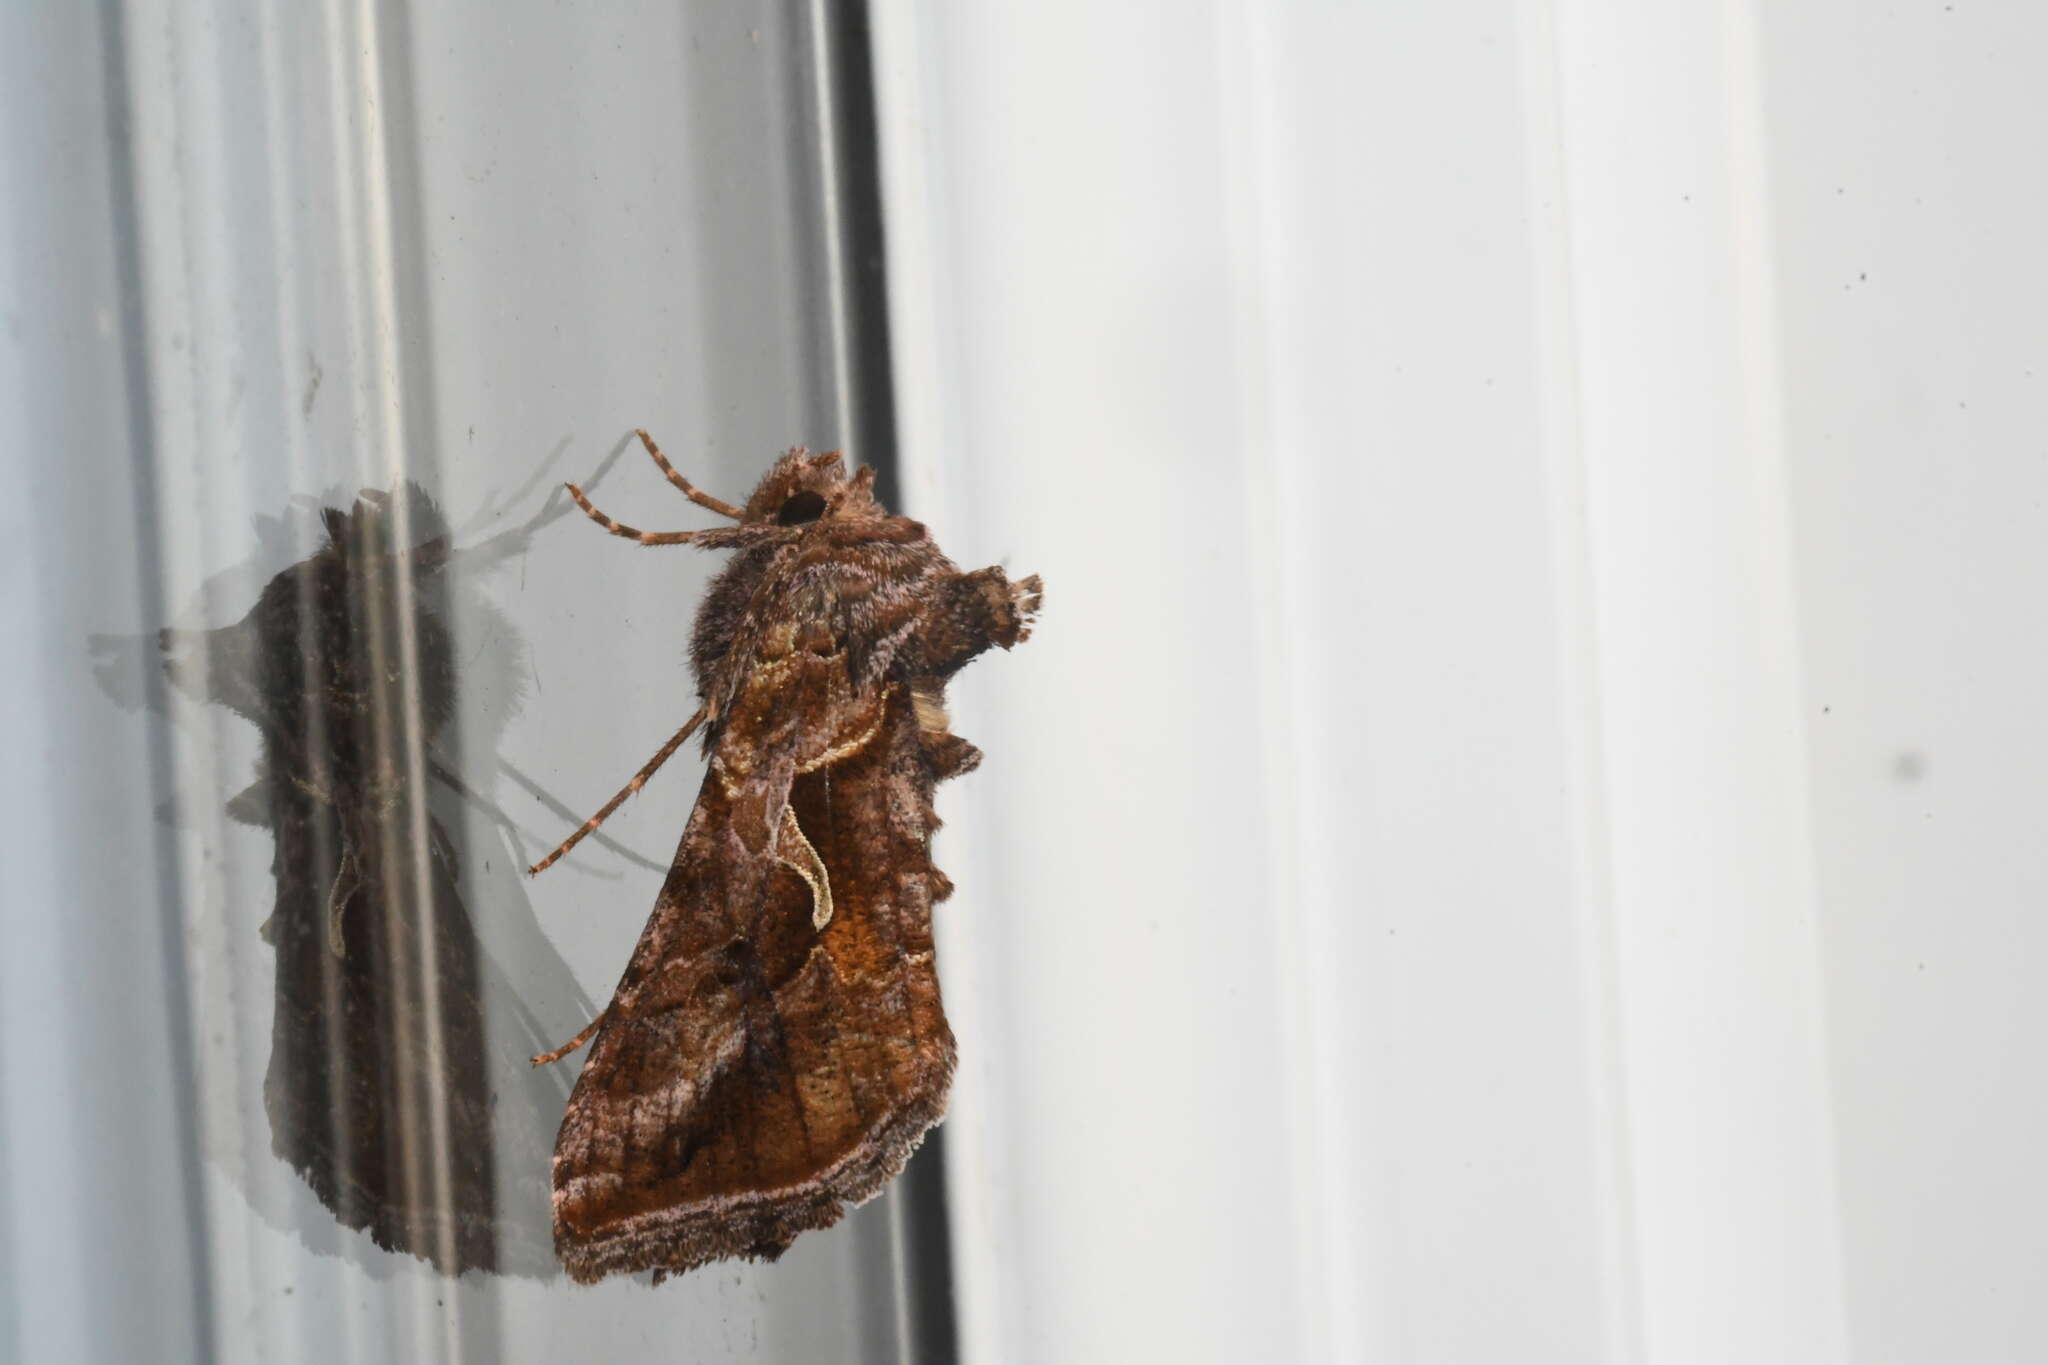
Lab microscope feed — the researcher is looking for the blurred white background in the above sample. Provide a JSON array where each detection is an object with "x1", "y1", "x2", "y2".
[{"x1": 6, "y1": 2, "x2": 2047, "y2": 1363}]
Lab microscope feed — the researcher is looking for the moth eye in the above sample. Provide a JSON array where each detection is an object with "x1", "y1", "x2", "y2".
[{"x1": 776, "y1": 491, "x2": 828, "y2": 526}]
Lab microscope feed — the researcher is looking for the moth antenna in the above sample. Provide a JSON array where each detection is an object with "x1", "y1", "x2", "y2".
[
  {"x1": 528, "y1": 704, "x2": 710, "y2": 875},
  {"x1": 532, "y1": 1007, "x2": 610, "y2": 1067},
  {"x1": 566, "y1": 482, "x2": 707, "y2": 545},
  {"x1": 635, "y1": 429, "x2": 745, "y2": 520}
]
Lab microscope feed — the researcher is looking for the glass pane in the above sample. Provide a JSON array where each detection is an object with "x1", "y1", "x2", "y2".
[{"x1": 4, "y1": 3, "x2": 946, "y2": 1361}]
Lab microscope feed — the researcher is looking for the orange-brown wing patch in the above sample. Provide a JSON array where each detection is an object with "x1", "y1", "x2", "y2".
[{"x1": 549, "y1": 688, "x2": 953, "y2": 1282}]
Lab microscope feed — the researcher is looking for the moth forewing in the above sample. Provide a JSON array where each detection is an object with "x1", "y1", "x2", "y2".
[{"x1": 531, "y1": 435, "x2": 1041, "y2": 1282}]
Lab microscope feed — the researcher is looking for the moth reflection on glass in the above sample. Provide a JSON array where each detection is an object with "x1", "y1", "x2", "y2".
[{"x1": 160, "y1": 487, "x2": 502, "y2": 1273}]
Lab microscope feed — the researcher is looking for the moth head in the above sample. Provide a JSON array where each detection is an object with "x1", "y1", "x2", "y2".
[{"x1": 740, "y1": 448, "x2": 881, "y2": 528}]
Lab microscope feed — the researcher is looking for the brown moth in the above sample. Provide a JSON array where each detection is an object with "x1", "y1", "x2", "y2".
[{"x1": 530, "y1": 431, "x2": 1041, "y2": 1284}]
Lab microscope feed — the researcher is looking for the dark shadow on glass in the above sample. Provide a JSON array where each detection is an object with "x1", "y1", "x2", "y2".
[
  {"x1": 158, "y1": 486, "x2": 499, "y2": 1272},
  {"x1": 138, "y1": 479, "x2": 609, "y2": 1279}
]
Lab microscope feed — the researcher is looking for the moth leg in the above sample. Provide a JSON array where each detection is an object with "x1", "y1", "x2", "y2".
[
  {"x1": 565, "y1": 482, "x2": 709, "y2": 546},
  {"x1": 531, "y1": 1007, "x2": 609, "y2": 1067},
  {"x1": 774, "y1": 804, "x2": 834, "y2": 931},
  {"x1": 528, "y1": 705, "x2": 710, "y2": 875},
  {"x1": 635, "y1": 429, "x2": 745, "y2": 520}
]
